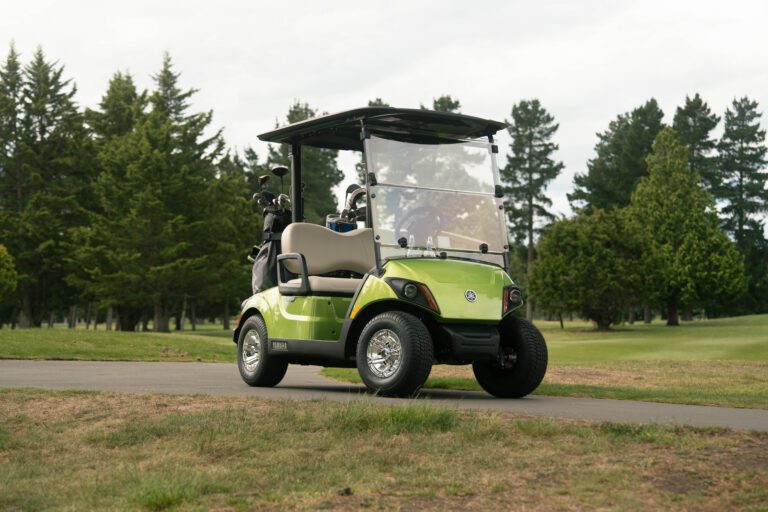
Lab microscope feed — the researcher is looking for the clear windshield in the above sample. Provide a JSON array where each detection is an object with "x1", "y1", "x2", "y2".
[{"x1": 364, "y1": 135, "x2": 508, "y2": 266}]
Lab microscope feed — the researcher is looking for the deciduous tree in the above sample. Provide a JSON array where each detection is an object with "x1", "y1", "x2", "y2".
[
  {"x1": 533, "y1": 209, "x2": 650, "y2": 330},
  {"x1": 0, "y1": 244, "x2": 17, "y2": 305}
]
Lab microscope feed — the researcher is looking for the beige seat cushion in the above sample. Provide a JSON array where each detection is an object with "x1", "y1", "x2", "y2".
[
  {"x1": 288, "y1": 276, "x2": 363, "y2": 295},
  {"x1": 282, "y1": 223, "x2": 376, "y2": 275}
]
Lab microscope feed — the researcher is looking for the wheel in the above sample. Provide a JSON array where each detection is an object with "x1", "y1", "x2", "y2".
[
  {"x1": 356, "y1": 311, "x2": 433, "y2": 397},
  {"x1": 472, "y1": 316, "x2": 548, "y2": 398},
  {"x1": 237, "y1": 315, "x2": 288, "y2": 387}
]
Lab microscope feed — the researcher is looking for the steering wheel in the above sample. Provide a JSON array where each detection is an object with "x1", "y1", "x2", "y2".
[{"x1": 394, "y1": 206, "x2": 443, "y2": 246}]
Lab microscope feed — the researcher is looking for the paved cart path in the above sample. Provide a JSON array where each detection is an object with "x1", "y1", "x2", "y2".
[{"x1": 1, "y1": 360, "x2": 766, "y2": 431}]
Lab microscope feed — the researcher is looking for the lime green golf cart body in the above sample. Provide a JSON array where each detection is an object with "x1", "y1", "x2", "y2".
[{"x1": 234, "y1": 108, "x2": 547, "y2": 397}]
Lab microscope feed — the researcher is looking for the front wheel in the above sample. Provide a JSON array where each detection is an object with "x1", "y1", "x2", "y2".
[
  {"x1": 356, "y1": 311, "x2": 433, "y2": 397},
  {"x1": 472, "y1": 316, "x2": 548, "y2": 398},
  {"x1": 237, "y1": 315, "x2": 288, "y2": 387}
]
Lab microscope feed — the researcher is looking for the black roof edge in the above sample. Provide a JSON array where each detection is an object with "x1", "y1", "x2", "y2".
[{"x1": 257, "y1": 107, "x2": 507, "y2": 151}]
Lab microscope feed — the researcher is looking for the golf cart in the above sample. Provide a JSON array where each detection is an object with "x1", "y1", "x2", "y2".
[{"x1": 234, "y1": 107, "x2": 547, "y2": 397}]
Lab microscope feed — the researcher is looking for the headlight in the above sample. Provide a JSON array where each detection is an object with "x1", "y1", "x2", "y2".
[
  {"x1": 385, "y1": 278, "x2": 440, "y2": 314},
  {"x1": 503, "y1": 285, "x2": 524, "y2": 315}
]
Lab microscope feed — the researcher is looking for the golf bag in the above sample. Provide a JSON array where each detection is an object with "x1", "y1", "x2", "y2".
[{"x1": 251, "y1": 209, "x2": 292, "y2": 294}]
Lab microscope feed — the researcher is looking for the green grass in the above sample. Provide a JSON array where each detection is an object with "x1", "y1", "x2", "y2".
[
  {"x1": 322, "y1": 314, "x2": 768, "y2": 409},
  {"x1": 0, "y1": 327, "x2": 234, "y2": 362},
  {"x1": 2, "y1": 314, "x2": 767, "y2": 408},
  {"x1": 536, "y1": 314, "x2": 768, "y2": 362},
  {"x1": 1, "y1": 388, "x2": 766, "y2": 511}
]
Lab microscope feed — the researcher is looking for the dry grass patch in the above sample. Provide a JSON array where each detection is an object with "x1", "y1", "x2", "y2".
[{"x1": 1, "y1": 389, "x2": 767, "y2": 511}]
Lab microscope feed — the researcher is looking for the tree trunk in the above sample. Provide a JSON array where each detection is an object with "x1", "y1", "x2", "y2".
[
  {"x1": 19, "y1": 294, "x2": 31, "y2": 328},
  {"x1": 154, "y1": 302, "x2": 170, "y2": 333},
  {"x1": 85, "y1": 303, "x2": 92, "y2": 330},
  {"x1": 666, "y1": 294, "x2": 680, "y2": 326},
  {"x1": 596, "y1": 319, "x2": 611, "y2": 331},
  {"x1": 106, "y1": 306, "x2": 113, "y2": 331},
  {"x1": 558, "y1": 312, "x2": 564, "y2": 329},
  {"x1": 67, "y1": 305, "x2": 77, "y2": 329},
  {"x1": 141, "y1": 311, "x2": 149, "y2": 331},
  {"x1": 47, "y1": 311, "x2": 54, "y2": 328},
  {"x1": 222, "y1": 300, "x2": 231, "y2": 330},
  {"x1": 643, "y1": 307, "x2": 652, "y2": 324},
  {"x1": 178, "y1": 295, "x2": 187, "y2": 331},
  {"x1": 628, "y1": 309, "x2": 636, "y2": 325},
  {"x1": 682, "y1": 305, "x2": 693, "y2": 321},
  {"x1": 190, "y1": 302, "x2": 197, "y2": 331},
  {"x1": 526, "y1": 231, "x2": 534, "y2": 322},
  {"x1": 116, "y1": 307, "x2": 140, "y2": 332}
]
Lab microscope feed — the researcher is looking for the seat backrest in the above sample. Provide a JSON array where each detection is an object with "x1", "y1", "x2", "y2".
[{"x1": 282, "y1": 223, "x2": 376, "y2": 275}]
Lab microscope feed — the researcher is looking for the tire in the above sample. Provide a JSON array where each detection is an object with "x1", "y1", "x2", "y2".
[
  {"x1": 472, "y1": 316, "x2": 548, "y2": 398},
  {"x1": 237, "y1": 315, "x2": 288, "y2": 387},
  {"x1": 356, "y1": 311, "x2": 433, "y2": 397}
]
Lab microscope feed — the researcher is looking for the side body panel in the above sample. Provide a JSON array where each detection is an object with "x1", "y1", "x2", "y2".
[
  {"x1": 239, "y1": 288, "x2": 349, "y2": 341},
  {"x1": 352, "y1": 259, "x2": 513, "y2": 323},
  {"x1": 234, "y1": 258, "x2": 515, "y2": 365}
]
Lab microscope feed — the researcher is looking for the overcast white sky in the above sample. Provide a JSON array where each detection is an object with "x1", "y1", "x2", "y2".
[{"x1": 3, "y1": 0, "x2": 767, "y2": 216}]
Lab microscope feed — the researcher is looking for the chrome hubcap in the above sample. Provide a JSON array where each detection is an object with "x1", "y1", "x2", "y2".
[
  {"x1": 242, "y1": 329, "x2": 261, "y2": 373},
  {"x1": 367, "y1": 329, "x2": 402, "y2": 379}
]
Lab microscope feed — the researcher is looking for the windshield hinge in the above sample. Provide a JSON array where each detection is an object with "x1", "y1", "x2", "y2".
[
  {"x1": 367, "y1": 172, "x2": 377, "y2": 186},
  {"x1": 491, "y1": 144, "x2": 498, "y2": 153},
  {"x1": 360, "y1": 127, "x2": 371, "y2": 140},
  {"x1": 494, "y1": 185, "x2": 504, "y2": 198}
]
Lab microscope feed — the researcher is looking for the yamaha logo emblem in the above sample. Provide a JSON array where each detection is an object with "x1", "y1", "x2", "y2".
[{"x1": 465, "y1": 289, "x2": 477, "y2": 302}]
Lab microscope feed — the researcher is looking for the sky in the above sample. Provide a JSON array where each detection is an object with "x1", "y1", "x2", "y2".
[{"x1": 3, "y1": 0, "x2": 767, "y2": 217}]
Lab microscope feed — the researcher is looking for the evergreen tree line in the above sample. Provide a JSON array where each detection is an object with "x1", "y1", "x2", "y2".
[
  {"x1": 507, "y1": 96, "x2": 767, "y2": 327},
  {"x1": 0, "y1": 44, "x2": 765, "y2": 331},
  {"x1": 0, "y1": 46, "x2": 345, "y2": 331}
]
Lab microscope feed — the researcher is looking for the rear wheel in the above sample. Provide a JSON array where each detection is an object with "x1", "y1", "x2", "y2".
[
  {"x1": 356, "y1": 311, "x2": 433, "y2": 397},
  {"x1": 472, "y1": 316, "x2": 547, "y2": 398},
  {"x1": 237, "y1": 315, "x2": 288, "y2": 387}
]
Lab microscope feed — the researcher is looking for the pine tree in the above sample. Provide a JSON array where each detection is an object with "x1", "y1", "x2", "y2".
[
  {"x1": 0, "y1": 46, "x2": 92, "y2": 326},
  {"x1": 672, "y1": 93, "x2": 720, "y2": 188},
  {"x1": 356, "y1": 98, "x2": 390, "y2": 182},
  {"x1": 81, "y1": 54, "x2": 228, "y2": 331},
  {"x1": 85, "y1": 71, "x2": 146, "y2": 140},
  {"x1": 501, "y1": 99, "x2": 564, "y2": 320},
  {"x1": 69, "y1": 71, "x2": 147, "y2": 328},
  {"x1": 715, "y1": 97, "x2": 767, "y2": 246},
  {"x1": 0, "y1": 44, "x2": 22, "y2": 212},
  {"x1": 422, "y1": 95, "x2": 460, "y2": 113},
  {"x1": 628, "y1": 128, "x2": 745, "y2": 325},
  {"x1": 570, "y1": 99, "x2": 664, "y2": 211},
  {"x1": 267, "y1": 101, "x2": 343, "y2": 223}
]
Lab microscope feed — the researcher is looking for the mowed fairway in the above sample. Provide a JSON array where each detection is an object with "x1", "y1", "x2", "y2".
[
  {"x1": 0, "y1": 325, "x2": 234, "y2": 362},
  {"x1": 324, "y1": 315, "x2": 768, "y2": 409},
  {"x1": 1, "y1": 388, "x2": 766, "y2": 511},
  {"x1": 1, "y1": 315, "x2": 767, "y2": 408}
]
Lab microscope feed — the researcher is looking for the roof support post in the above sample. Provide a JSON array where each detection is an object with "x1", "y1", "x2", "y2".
[{"x1": 290, "y1": 142, "x2": 302, "y2": 223}]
